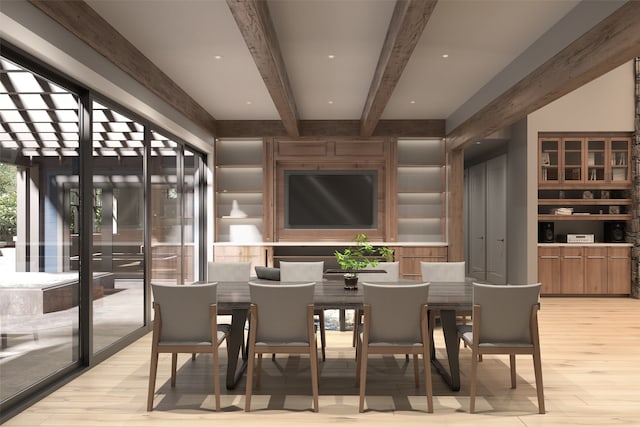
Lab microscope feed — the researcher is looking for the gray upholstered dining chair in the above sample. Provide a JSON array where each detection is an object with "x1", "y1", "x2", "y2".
[
  {"x1": 352, "y1": 261, "x2": 400, "y2": 346},
  {"x1": 207, "y1": 261, "x2": 252, "y2": 352},
  {"x1": 420, "y1": 261, "x2": 465, "y2": 283},
  {"x1": 279, "y1": 261, "x2": 326, "y2": 361},
  {"x1": 147, "y1": 282, "x2": 230, "y2": 412},
  {"x1": 360, "y1": 261, "x2": 400, "y2": 282},
  {"x1": 207, "y1": 261, "x2": 251, "y2": 282},
  {"x1": 457, "y1": 282, "x2": 545, "y2": 414},
  {"x1": 245, "y1": 281, "x2": 319, "y2": 412},
  {"x1": 356, "y1": 282, "x2": 433, "y2": 413},
  {"x1": 421, "y1": 261, "x2": 469, "y2": 336}
]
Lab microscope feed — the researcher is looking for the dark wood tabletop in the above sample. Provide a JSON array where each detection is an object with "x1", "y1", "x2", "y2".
[{"x1": 216, "y1": 279, "x2": 472, "y2": 310}]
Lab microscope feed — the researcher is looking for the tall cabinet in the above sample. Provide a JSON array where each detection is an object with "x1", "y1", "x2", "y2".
[
  {"x1": 214, "y1": 139, "x2": 264, "y2": 242},
  {"x1": 396, "y1": 138, "x2": 445, "y2": 242},
  {"x1": 537, "y1": 133, "x2": 632, "y2": 295},
  {"x1": 213, "y1": 139, "x2": 267, "y2": 270},
  {"x1": 466, "y1": 154, "x2": 507, "y2": 284}
]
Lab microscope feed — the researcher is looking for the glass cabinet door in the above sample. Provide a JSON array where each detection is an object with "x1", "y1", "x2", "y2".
[
  {"x1": 540, "y1": 139, "x2": 559, "y2": 183},
  {"x1": 586, "y1": 139, "x2": 606, "y2": 182},
  {"x1": 563, "y1": 139, "x2": 583, "y2": 182},
  {"x1": 610, "y1": 138, "x2": 629, "y2": 182}
]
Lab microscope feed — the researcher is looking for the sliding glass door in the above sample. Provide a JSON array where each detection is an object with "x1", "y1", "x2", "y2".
[
  {"x1": 90, "y1": 101, "x2": 145, "y2": 353},
  {"x1": 0, "y1": 56, "x2": 81, "y2": 404},
  {"x1": 1, "y1": 49, "x2": 209, "y2": 415}
]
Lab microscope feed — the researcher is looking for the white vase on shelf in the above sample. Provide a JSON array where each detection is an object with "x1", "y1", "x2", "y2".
[{"x1": 229, "y1": 199, "x2": 248, "y2": 218}]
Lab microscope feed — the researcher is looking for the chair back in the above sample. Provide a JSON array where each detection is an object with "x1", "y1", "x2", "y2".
[
  {"x1": 362, "y1": 282, "x2": 430, "y2": 343},
  {"x1": 151, "y1": 282, "x2": 218, "y2": 342},
  {"x1": 279, "y1": 261, "x2": 324, "y2": 281},
  {"x1": 249, "y1": 281, "x2": 316, "y2": 343},
  {"x1": 207, "y1": 261, "x2": 251, "y2": 281},
  {"x1": 360, "y1": 261, "x2": 399, "y2": 281},
  {"x1": 472, "y1": 282, "x2": 541, "y2": 345},
  {"x1": 421, "y1": 261, "x2": 465, "y2": 282}
]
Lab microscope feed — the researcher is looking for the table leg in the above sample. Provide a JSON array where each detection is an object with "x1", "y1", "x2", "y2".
[
  {"x1": 430, "y1": 309, "x2": 461, "y2": 391},
  {"x1": 225, "y1": 308, "x2": 248, "y2": 390}
]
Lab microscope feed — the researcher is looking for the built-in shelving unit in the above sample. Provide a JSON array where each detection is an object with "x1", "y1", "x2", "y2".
[
  {"x1": 537, "y1": 133, "x2": 632, "y2": 296},
  {"x1": 215, "y1": 139, "x2": 264, "y2": 242},
  {"x1": 538, "y1": 133, "x2": 632, "y2": 225},
  {"x1": 213, "y1": 138, "x2": 450, "y2": 269},
  {"x1": 396, "y1": 138, "x2": 445, "y2": 242},
  {"x1": 539, "y1": 134, "x2": 631, "y2": 188}
]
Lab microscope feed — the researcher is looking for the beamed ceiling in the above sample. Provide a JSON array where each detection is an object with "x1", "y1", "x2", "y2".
[{"x1": 23, "y1": 0, "x2": 640, "y2": 151}]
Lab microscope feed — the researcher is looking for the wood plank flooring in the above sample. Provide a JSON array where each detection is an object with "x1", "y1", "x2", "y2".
[{"x1": 4, "y1": 297, "x2": 640, "y2": 426}]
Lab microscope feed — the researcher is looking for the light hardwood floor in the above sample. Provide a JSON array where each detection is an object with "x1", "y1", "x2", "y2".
[{"x1": 4, "y1": 297, "x2": 640, "y2": 426}]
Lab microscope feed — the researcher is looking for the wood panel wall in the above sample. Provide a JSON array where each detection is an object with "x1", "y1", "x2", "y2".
[{"x1": 269, "y1": 138, "x2": 396, "y2": 242}]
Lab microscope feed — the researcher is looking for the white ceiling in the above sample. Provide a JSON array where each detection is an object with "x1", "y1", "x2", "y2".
[{"x1": 84, "y1": 0, "x2": 582, "y2": 123}]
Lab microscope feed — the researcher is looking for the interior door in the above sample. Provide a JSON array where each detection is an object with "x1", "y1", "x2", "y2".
[
  {"x1": 485, "y1": 155, "x2": 507, "y2": 284},
  {"x1": 467, "y1": 163, "x2": 486, "y2": 280}
]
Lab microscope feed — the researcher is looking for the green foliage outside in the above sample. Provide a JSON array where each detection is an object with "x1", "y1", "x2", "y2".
[{"x1": 0, "y1": 163, "x2": 17, "y2": 242}]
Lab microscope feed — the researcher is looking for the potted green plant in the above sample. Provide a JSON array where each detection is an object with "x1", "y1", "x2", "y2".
[{"x1": 334, "y1": 233, "x2": 393, "y2": 288}]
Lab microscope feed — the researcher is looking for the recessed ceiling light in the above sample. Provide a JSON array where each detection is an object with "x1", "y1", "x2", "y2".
[
  {"x1": 441, "y1": 53, "x2": 449, "y2": 58},
  {"x1": 328, "y1": 100, "x2": 334, "y2": 104},
  {"x1": 246, "y1": 101, "x2": 252, "y2": 105},
  {"x1": 410, "y1": 100, "x2": 416, "y2": 104},
  {"x1": 328, "y1": 54, "x2": 335, "y2": 59},
  {"x1": 214, "y1": 55, "x2": 223, "y2": 60}
]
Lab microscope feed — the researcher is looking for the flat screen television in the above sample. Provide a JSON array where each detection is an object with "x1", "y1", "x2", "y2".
[{"x1": 285, "y1": 170, "x2": 377, "y2": 229}]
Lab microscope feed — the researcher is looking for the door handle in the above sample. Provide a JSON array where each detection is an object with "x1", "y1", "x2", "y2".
[{"x1": 497, "y1": 238, "x2": 504, "y2": 242}]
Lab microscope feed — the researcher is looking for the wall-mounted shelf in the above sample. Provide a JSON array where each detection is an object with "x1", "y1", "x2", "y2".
[
  {"x1": 215, "y1": 139, "x2": 264, "y2": 243},
  {"x1": 537, "y1": 133, "x2": 632, "y2": 246},
  {"x1": 396, "y1": 139, "x2": 445, "y2": 242}
]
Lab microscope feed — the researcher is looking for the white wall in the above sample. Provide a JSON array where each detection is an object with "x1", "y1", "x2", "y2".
[
  {"x1": 528, "y1": 62, "x2": 635, "y2": 132},
  {"x1": 525, "y1": 61, "x2": 635, "y2": 282}
]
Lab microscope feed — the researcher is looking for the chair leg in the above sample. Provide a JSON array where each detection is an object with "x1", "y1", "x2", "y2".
[
  {"x1": 318, "y1": 312, "x2": 326, "y2": 361},
  {"x1": 355, "y1": 338, "x2": 362, "y2": 386},
  {"x1": 352, "y1": 308, "x2": 361, "y2": 347},
  {"x1": 413, "y1": 354, "x2": 420, "y2": 387},
  {"x1": 358, "y1": 345, "x2": 368, "y2": 413},
  {"x1": 533, "y1": 348, "x2": 546, "y2": 414},
  {"x1": 256, "y1": 353, "x2": 263, "y2": 388},
  {"x1": 310, "y1": 342, "x2": 320, "y2": 412},
  {"x1": 469, "y1": 348, "x2": 479, "y2": 413},
  {"x1": 171, "y1": 353, "x2": 178, "y2": 387},
  {"x1": 510, "y1": 354, "x2": 517, "y2": 388},
  {"x1": 422, "y1": 347, "x2": 434, "y2": 413},
  {"x1": 245, "y1": 350, "x2": 255, "y2": 412},
  {"x1": 213, "y1": 347, "x2": 221, "y2": 411},
  {"x1": 147, "y1": 350, "x2": 159, "y2": 411}
]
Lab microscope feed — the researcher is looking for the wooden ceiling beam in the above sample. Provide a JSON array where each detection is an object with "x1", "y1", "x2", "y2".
[
  {"x1": 226, "y1": 0, "x2": 300, "y2": 137},
  {"x1": 446, "y1": 1, "x2": 640, "y2": 151},
  {"x1": 29, "y1": 0, "x2": 217, "y2": 135},
  {"x1": 359, "y1": 0, "x2": 438, "y2": 137},
  {"x1": 216, "y1": 119, "x2": 444, "y2": 138}
]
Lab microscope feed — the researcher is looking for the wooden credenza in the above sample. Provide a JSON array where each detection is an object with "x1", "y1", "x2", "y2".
[
  {"x1": 538, "y1": 244, "x2": 630, "y2": 295},
  {"x1": 213, "y1": 244, "x2": 449, "y2": 280}
]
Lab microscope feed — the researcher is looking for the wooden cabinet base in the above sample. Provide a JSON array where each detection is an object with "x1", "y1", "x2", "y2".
[{"x1": 538, "y1": 245, "x2": 630, "y2": 295}]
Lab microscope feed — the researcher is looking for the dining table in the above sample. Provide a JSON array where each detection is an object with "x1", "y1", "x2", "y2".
[{"x1": 216, "y1": 278, "x2": 472, "y2": 391}]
